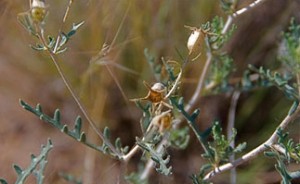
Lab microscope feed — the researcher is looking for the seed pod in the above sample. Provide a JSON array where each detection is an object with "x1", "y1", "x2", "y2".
[
  {"x1": 186, "y1": 26, "x2": 204, "y2": 57},
  {"x1": 30, "y1": 0, "x2": 47, "y2": 23},
  {"x1": 143, "y1": 82, "x2": 166, "y2": 103},
  {"x1": 157, "y1": 112, "x2": 172, "y2": 132}
]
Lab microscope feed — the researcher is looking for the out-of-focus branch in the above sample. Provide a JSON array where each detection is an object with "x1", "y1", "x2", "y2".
[
  {"x1": 227, "y1": 91, "x2": 241, "y2": 184},
  {"x1": 204, "y1": 104, "x2": 300, "y2": 181},
  {"x1": 185, "y1": 0, "x2": 268, "y2": 113}
]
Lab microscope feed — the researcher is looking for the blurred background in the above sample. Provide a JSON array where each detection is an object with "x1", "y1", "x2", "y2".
[{"x1": 0, "y1": 0, "x2": 300, "y2": 183}]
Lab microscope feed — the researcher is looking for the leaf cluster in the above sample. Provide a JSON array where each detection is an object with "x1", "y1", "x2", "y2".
[
  {"x1": 249, "y1": 66, "x2": 299, "y2": 100},
  {"x1": 0, "y1": 139, "x2": 53, "y2": 184},
  {"x1": 202, "y1": 16, "x2": 236, "y2": 51},
  {"x1": 137, "y1": 140, "x2": 172, "y2": 176},
  {"x1": 219, "y1": 0, "x2": 235, "y2": 14},
  {"x1": 279, "y1": 18, "x2": 300, "y2": 73},
  {"x1": 203, "y1": 122, "x2": 246, "y2": 166},
  {"x1": 265, "y1": 129, "x2": 300, "y2": 184},
  {"x1": 207, "y1": 54, "x2": 235, "y2": 93},
  {"x1": 17, "y1": 10, "x2": 84, "y2": 54},
  {"x1": 19, "y1": 100, "x2": 128, "y2": 159}
]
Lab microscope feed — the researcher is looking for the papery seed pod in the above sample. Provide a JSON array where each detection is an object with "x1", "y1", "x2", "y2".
[
  {"x1": 186, "y1": 26, "x2": 204, "y2": 57},
  {"x1": 130, "y1": 82, "x2": 167, "y2": 103},
  {"x1": 143, "y1": 82, "x2": 166, "y2": 103},
  {"x1": 30, "y1": 0, "x2": 47, "y2": 23},
  {"x1": 157, "y1": 112, "x2": 172, "y2": 133}
]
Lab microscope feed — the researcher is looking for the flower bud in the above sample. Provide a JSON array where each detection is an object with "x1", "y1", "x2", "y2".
[{"x1": 30, "y1": 0, "x2": 47, "y2": 23}]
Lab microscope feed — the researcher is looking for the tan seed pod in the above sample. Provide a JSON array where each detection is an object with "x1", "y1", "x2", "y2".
[
  {"x1": 130, "y1": 81, "x2": 166, "y2": 103},
  {"x1": 185, "y1": 26, "x2": 205, "y2": 59},
  {"x1": 143, "y1": 82, "x2": 166, "y2": 103},
  {"x1": 157, "y1": 112, "x2": 172, "y2": 132}
]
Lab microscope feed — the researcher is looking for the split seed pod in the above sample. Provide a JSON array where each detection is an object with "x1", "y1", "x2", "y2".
[
  {"x1": 156, "y1": 112, "x2": 172, "y2": 133},
  {"x1": 143, "y1": 82, "x2": 166, "y2": 103}
]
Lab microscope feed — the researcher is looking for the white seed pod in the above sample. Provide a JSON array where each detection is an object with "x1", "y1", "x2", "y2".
[
  {"x1": 151, "y1": 83, "x2": 166, "y2": 93},
  {"x1": 187, "y1": 28, "x2": 204, "y2": 56}
]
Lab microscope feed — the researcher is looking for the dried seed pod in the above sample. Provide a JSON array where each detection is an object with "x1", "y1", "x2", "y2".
[
  {"x1": 156, "y1": 112, "x2": 172, "y2": 133},
  {"x1": 30, "y1": 0, "x2": 47, "y2": 23},
  {"x1": 143, "y1": 82, "x2": 166, "y2": 103},
  {"x1": 185, "y1": 26, "x2": 205, "y2": 58}
]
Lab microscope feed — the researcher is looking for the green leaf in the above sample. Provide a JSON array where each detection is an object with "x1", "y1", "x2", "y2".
[
  {"x1": 53, "y1": 109, "x2": 61, "y2": 122},
  {"x1": 67, "y1": 21, "x2": 85, "y2": 38},
  {"x1": 0, "y1": 179, "x2": 8, "y2": 184},
  {"x1": 59, "y1": 33, "x2": 68, "y2": 46},
  {"x1": 59, "y1": 172, "x2": 82, "y2": 184},
  {"x1": 264, "y1": 151, "x2": 278, "y2": 158},
  {"x1": 13, "y1": 165, "x2": 23, "y2": 175},
  {"x1": 55, "y1": 47, "x2": 68, "y2": 54},
  {"x1": 234, "y1": 142, "x2": 247, "y2": 153},
  {"x1": 30, "y1": 44, "x2": 47, "y2": 51},
  {"x1": 288, "y1": 101, "x2": 299, "y2": 115},
  {"x1": 47, "y1": 36, "x2": 56, "y2": 48},
  {"x1": 103, "y1": 127, "x2": 110, "y2": 139}
]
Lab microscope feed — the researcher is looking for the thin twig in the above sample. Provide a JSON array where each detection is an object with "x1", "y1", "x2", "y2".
[
  {"x1": 122, "y1": 144, "x2": 140, "y2": 162},
  {"x1": 204, "y1": 104, "x2": 300, "y2": 181},
  {"x1": 227, "y1": 91, "x2": 241, "y2": 184},
  {"x1": 233, "y1": 0, "x2": 268, "y2": 18},
  {"x1": 48, "y1": 53, "x2": 121, "y2": 157},
  {"x1": 34, "y1": 23, "x2": 121, "y2": 157},
  {"x1": 53, "y1": 0, "x2": 74, "y2": 53}
]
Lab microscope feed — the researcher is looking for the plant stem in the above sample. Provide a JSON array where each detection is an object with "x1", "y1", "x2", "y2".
[
  {"x1": 53, "y1": 0, "x2": 73, "y2": 53},
  {"x1": 227, "y1": 91, "x2": 240, "y2": 184},
  {"x1": 204, "y1": 103, "x2": 300, "y2": 181},
  {"x1": 233, "y1": 0, "x2": 268, "y2": 18},
  {"x1": 47, "y1": 53, "x2": 121, "y2": 157}
]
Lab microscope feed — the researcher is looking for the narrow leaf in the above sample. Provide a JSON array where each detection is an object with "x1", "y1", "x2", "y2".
[
  {"x1": 103, "y1": 127, "x2": 110, "y2": 139},
  {"x1": 53, "y1": 109, "x2": 61, "y2": 122},
  {"x1": 13, "y1": 165, "x2": 23, "y2": 175},
  {"x1": 288, "y1": 101, "x2": 299, "y2": 115},
  {"x1": 0, "y1": 179, "x2": 8, "y2": 184}
]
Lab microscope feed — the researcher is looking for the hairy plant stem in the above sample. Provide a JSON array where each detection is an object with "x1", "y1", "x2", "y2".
[{"x1": 204, "y1": 103, "x2": 300, "y2": 181}]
